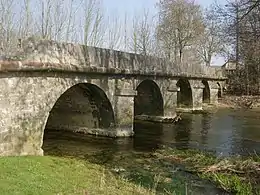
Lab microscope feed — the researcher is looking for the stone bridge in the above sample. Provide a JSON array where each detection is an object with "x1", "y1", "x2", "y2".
[{"x1": 0, "y1": 38, "x2": 226, "y2": 156}]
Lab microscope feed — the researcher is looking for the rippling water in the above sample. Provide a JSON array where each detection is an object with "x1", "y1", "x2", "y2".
[{"x1": 43, "y1": 108, "x2": 260, "y2": 194}]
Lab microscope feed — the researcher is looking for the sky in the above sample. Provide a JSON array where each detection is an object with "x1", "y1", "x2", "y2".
[
  {"x1": 103, "y1": 0, "x2": 227, "y2": 14},
  {"x1": 102, "y1": 0, "x2": 227, "y2": 65}
]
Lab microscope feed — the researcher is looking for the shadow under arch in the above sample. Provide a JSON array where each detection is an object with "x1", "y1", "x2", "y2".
[
  {"x1": 177, "y1": 78, "x2": 193, "y2": 108},
  {"x1": 202, "y1": 80, "x2": 210, "y2": 103},
  {"x1": 134, "y1": 79, "x2": 164, "y2": 117},
  {"x1": 217, "y1": 82, "x2": 222, "y2": 98},
  {"x1": 44, "y1": 83, "x2": 115, "y2": 134}
]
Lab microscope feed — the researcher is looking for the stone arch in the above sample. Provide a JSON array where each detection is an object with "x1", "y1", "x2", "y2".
[
  {"x1": 44, "y1": 83, "x2": 115, "y2": 133},
  {"x1": 176, "y1": 79, "x2": 193, "y2": 107},
  {"x1": 202, "y1": 80, "x2": 210, "y2": 103},
  {"x1": 217, "y1": 82, "x2": 222, "y2": 98},
  {"x1": 134, "y1": 79, "x2": 164, "y2": 116}
]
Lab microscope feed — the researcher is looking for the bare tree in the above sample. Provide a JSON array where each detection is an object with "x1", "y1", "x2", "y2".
[
  {"x1": 83, "y1": 0, "x2": 106, "y2": 47},
  {"x1": 239, "y1": 0, "x2": 260, "y2": 20},
  {"x1": 0, "y1": 0, "x2": 17, "y2": 54},
  {"x1": 22, "y1": 0, "x2": 77, "y2": 42},
  {"x1": 123, "y1": 13, "x2": 129, "y2": 51},
  {"x1": 196, "y1": 7, "x2": 224, "y2": 66},
  {"x1": 39, "y1": 0, "x2": 52, "y2": 39},
  {"x1": 106, "y1": 13, "x2": 122, "y2": 50},
  {"x1": 217, "y1": 0, "x2": 260, "y2": 95},
  {"x1": 52, "y1": 1, "x2": 69, "y2": 40},
  {"x1": 157, "y1": 0, "x2": 204, "y2": 63},
  {"x1": 129, "y1": 9, "x2": 155, "y2": 55},
  {"x1": 65, "y1": 0, "x2": 75, "y2": 42},
  {"x1": 22, "y1": 0, "x2": 32, "y2": 38}
]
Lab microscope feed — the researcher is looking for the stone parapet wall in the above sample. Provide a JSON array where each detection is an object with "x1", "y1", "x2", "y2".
[{"x1": 0, "y1": 38, "x2": 226, "y2": 80}]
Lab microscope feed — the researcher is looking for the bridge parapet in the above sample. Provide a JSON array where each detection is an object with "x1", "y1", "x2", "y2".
[{"x1": 0, "y1": 38, "x2": 226, "y2": 80}]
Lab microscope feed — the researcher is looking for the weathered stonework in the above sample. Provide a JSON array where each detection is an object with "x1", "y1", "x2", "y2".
[
  {"x1": 0, "y1": 39, "x2": 227, "y2": 156},
  {"x1": 189, "y1": 80, "x2": 205, "y2": 110},
  {"x1": 162, "y1": 80, "x2": 179, "y2": 116},
  {"x1": 208, "y1": 81, "x2": 223, "y2": 104}
]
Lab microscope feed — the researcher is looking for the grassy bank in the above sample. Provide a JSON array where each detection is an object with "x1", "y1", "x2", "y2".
[
  {"x1": 2, "y1": 148, "x2": 258, "y2": 194},
  {"x1": 0, "y1": 156, "x2": 153, "y2": 195},
  {"x1": 154, "y1": 147, "x2": 260, "y2": 195}
]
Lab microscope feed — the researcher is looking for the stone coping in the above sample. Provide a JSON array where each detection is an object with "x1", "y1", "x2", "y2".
[{"x1": 0, "y1": 60, "x2": 227, "y2": 80}]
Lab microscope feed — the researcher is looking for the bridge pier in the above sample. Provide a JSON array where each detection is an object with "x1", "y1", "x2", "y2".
[
  {"x1": 191, "y1": 86, "x2": 204, "y2": 110},
  {"x1": 163, "y1": 80, "x2": 179, "y2": 117},
  {"x1": 113, "y1": 86, "x2": 136, "y2": 136},
  {"x1": 208, "y1": 81, "x2": 221, "y2": 104},
  {"x1": 209, "y1": 88, "x2": 219, "y2": 104}
]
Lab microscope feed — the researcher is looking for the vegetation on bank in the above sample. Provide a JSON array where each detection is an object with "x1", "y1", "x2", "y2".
[
  {"x1": 217, "y1": 96, "x2": 260, "y2": 109},
  {"x1": 154, "y1": 147, "x2": 260, "y2": 195},
  {"x1": 0, "y1": 156, "x2": 153, "y2": 195},
  {"x1": 1, "y1": 146, "x2": 259, "y2": 195}
]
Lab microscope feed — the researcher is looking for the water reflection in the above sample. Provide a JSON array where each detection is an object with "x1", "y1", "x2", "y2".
[
  {"x1": 172, "y1": 115, "x2": 192, "y2": 149},
  {"x1": 201, "y1": 113, "x2": 211, "y2": 141},
  {"x1": 133, "y1": 121, "x2": 163, "y2": 151},
  {"x1": 133, "y1": 109, "x2": 260, "y2": 157},
  {"x1": 165, "y1": 109, "x2": 260, "y2": 156}
]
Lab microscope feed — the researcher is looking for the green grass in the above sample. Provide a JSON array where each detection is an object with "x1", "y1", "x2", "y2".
[
  {"x1": 200, "y1": 173, "x2": 253, "y2": 195},
  {"x1": 3, "y1": 148, "x2": 258, "y2": 195},
  {"x1": 0, "y1": 156, "x2": 153, "y2": 195}
]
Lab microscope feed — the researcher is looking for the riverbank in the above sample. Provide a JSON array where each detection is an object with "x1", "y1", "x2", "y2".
[
  {"x1": 44, "y1": 129, "x2": 231, "y2": 195},
  {"x1": 154, "y1": 146, "x2": 260, "y2": 195},
  {"x1": 0, "y1": 156, "x2": 153, "y2": 195},
  {"x1": 197, "y1": 95, "x2": 260, "y2": 113},
  {"x1": 217, "y1": 95, "x2": 260, "y2": 109},
  {"x1": 5, "y1": 145, "x2": 258, "y2": 194}
]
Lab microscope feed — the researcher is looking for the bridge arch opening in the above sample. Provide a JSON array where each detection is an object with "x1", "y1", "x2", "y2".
[
  {"x1": 44, "y1": 83, "x2": 115, "y2": 136},
  {"x1": 202, "y1": 80, "x2": 210, "y2": 103},
  {"x1": 177, "y1": 79, "x2": 193, "y2": 107},
  {"x1": 134, "y1": 80, "x2": 164, "y2": 117},
  {"x1": 217, "y1": 82, "x2": 222, "y2": 98}
]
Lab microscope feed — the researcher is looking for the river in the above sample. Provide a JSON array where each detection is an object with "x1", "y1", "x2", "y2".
[
  {"x1": 43, "y1": 108, "x2": 260, "y2": 194},
  {"x1": 166, "y1": 108, "x2": 260, "y2": 157}
]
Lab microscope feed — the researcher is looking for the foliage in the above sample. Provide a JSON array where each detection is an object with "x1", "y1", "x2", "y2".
[{"x1": 156, "y1": 146, "x2": 260, "y2": 194}]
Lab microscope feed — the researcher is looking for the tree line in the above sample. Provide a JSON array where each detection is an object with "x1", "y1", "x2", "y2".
[
  {"x1": 218, "y1": 0, "x2": 260, "y2": 95},
  {"x1": 0, "y1": 0, "x2": 222, "y2": 64}
]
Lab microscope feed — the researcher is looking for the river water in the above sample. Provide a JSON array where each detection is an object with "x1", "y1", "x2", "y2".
[
  {"x1": 165, "y1": 108, "x2": 260, "y2": 157},
  {"x1": 43, "y1": 108, "x2": 260, "y2": 194}
]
